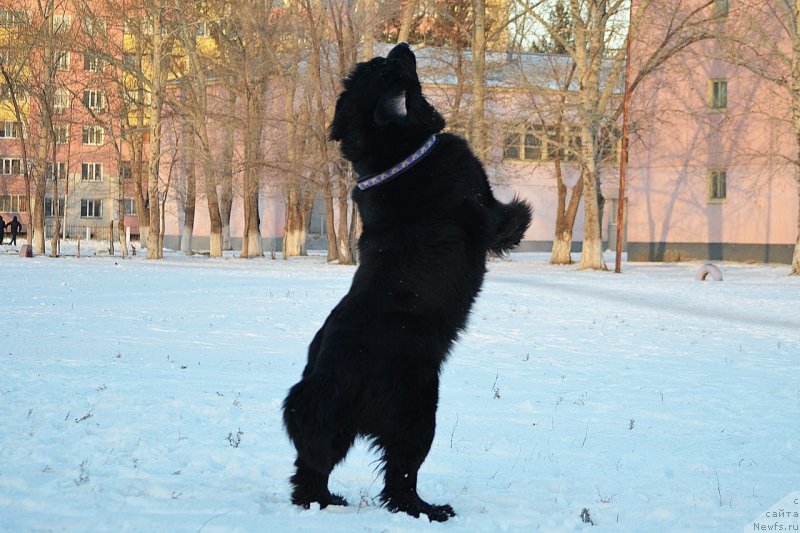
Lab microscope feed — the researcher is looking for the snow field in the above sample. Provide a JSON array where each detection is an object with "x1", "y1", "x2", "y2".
[{"x1": 0, "y1": 250, "x2": 797, "y2": 532}]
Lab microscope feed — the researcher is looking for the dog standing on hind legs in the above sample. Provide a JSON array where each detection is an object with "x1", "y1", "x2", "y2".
[{"x1": 282, "y1": 42, "x2": 532, "y2": 522}]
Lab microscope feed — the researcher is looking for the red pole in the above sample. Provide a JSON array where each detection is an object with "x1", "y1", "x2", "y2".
[{"x1": 615, "y1": 7, "x2": 633, "y2": 274}]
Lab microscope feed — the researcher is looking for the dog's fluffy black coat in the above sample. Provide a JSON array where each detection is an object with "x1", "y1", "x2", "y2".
[{"x1": 282, "y1": 43, "x2": 532, "y2": 522}]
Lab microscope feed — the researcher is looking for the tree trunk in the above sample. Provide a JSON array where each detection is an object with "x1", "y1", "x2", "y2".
[
  {"x1": 147, "y1": 6, "x2": 164, "y2": 259},
  {"x1": 283, "y1": 184, "x2": 311, "y2": 258},
  {"x1": 117, "y1": 216, "x2": 128, "y2": 259},
  {"x1": 200, "y1": 147, "x2": 223, "y2": 257},
  {"x1": 241, "y1": 77, "x2": 265, "y2": 258},
  {"x1": 397, "y1": 0, "x2": 417, "y2": 43},
  {"x1": 336, "y1": 181, "x2": 353, "y2": 264},
  {"x1": 324, "y1": 182, "x2": 338, "y2": 262},
  {"x1": 572, "y1": 0, "x2": 607, "y2": 271},
  {"x1": 348, "y1": 202, "x2": 360, "y2": 262},
  {"x1": 551, "y1": 163, "x2": 584, "y2": 265},
  {"x1": 128, "y1": 134, "x2": 149, "y2": 249},
  {"x1": 471, "y1": 0, "x2": 487, "y2": 156},
  {"x1": 49, "y1": 132, "x2": 60, "y2": 257},
  {"x1": 220, "y1": 92, "x2": 236, "y2": 251},
  {"x1": 181, "y1": 124, "x2": 196, "y2": 254}
]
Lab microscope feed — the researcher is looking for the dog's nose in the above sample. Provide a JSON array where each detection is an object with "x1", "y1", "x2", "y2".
[{"x1": 388, "y1": 42, "x2": 413, "y2": 58}]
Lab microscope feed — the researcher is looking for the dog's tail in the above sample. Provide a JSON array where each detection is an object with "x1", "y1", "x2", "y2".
[
  {"x1": 489, "y1": 197, "x2": 533, "y2": 256},
  {"x1": 282, "y1": 372, "x2": 345, "y2": 472}
]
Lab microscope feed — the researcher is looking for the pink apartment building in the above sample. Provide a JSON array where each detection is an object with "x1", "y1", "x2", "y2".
[
  {"x1": 626, "y1": 1, "x2": 798, "y2": 264},
  {"x1": 0, "y1": 5, "x2": 138, "y2": 242}
]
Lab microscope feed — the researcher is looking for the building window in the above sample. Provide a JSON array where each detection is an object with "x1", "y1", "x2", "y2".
[
  {"x1": 123, "y1": 53, "x2": 138, "y2": 71},
  {"x1": 54, "y1": 124, "x2": 69, "y2": 144},
  {"x1": 0, "y1": 121, "x2": 22, "y2": 139},
  {"x1": 47, "y1": 161, "x2": 67, "y2": 181},
  {"x1": 503, "y1": 131, "x2": 521, "y2": 159},
  {"x1": 83, "y1": 90, "x2": 105, "y2": 111},
  {"x1": 81, "y1": 162, "x2": 103, "y2": 181},
  {"x1": 124, "y1": 198, "x2": 137, "y2": 215},
  {"x1": 503, "y1": 124, "x2": 617, "y2": 163},
  {"x1": 55, "y1": 50, "x2": 70, "y2": 71},
  {"x1": 709, "y1": 169, "x2": 727, "y2": 201},
  {"x1": 53, "y1": 89, "x2": 70, "y2": 114},
  {"x1": 710, "y1": 80, "x2": 727, "y2": 110},
  {"x1": 1, "y1": 158, "x2": 21, "y2": 175},
  {"x1": 82, "y1": 126, "x2": 104, "y2": 145},
  {"x1": 196, "y1": 21, "x2": 208, "y2": 37},
  {"x1": 83, "y1": 17, "x2": 106, "y2": 36},
  {"x1": 524, "y1": 132, "x2": 542, "y2": 160},
  {"x1": 120, "y1": 161, "x2": 133, "y2": 180},
  {"x1": 80, "y1": 198, "x2": 102, "y2": 218},
  {"x1": 0, "y1": 194, "x2": 27, "y2": 212},
  {"x1": 51, "y1": 13, "x2": 71, "y2": 33},
  {"x1": 0, "y1": 9, "x2": 29, "y2": 28},
  {"x1": 714, "y1": 0, "x2": 729, "y2": 17},
  {"x1": 45, "y1": 196, "x2": 65, "y2": 217},
  {"x1": 84, "y1": 53, "x2": 103, "y2": 72}
]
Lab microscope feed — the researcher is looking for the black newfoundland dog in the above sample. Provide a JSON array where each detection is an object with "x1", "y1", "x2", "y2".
[{"x1": 282, "y1": 43, "x2": 532, "y2": 522}]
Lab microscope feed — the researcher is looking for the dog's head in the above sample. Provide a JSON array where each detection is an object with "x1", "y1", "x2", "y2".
[{"x1": 329, "y1": 43, "x2": 446, "y2": 169}]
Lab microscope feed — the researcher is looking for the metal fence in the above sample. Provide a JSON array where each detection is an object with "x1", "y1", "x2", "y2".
[{"x1": 45, "y1": 223, "x2": 139, "y2": 242}]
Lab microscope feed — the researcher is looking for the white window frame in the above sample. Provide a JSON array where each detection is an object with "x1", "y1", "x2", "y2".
[
  {"x1": 124, "y1": 198, "x2": 137, "y2": 215},
  {"x1": 54, "y1": 124, "x2": 69, "y2": 144},
  {"x1": 80, "y1": 198, "x2": 102, "y2": 219},
  {"x1": 84, "y1": 53, "x2": 102, "y2": 72},
  {"x1": 0, "y1": 121, "x2": 22, "y2": 139},
  {"x1": 710, "y1": 79, "x2": 728, "y2": 110},
  {"x1": 709, "y1": 169, "x2": 727, "y2": 202},
  {"x1": 0, "y1": 194, "x2": 27, "y2": 212},
  {"x1": 47, "y1": 161, "x2": 67, "y2": 181},
  {"x1": 82, "y1": 126, "x2": 104, "y2": 146},
  {"x1": 83, "y1": 17, "x2": 106, "y2": 36},
  {"x1": 45, "y1": 196, "x2": 65, "y2": 217},
  {"x1": 81, "y1": 162, "x2": 103, "y2": 181},
  {"x1": 55, "y1": 50, "x2": 70, "y2": 71},
  {"x1": 83, "y1": 90, "x2": 105, "y2": 111},
  {"x1": 0, "y1": 9, "x2": 29, "y2": 28},
  {"x1": 53, "y1": 89, "x2": 70, "y2": 114},
  {"x1": 1, "y1": 158, "x2": 21, "y2": 175},
  {"x1": 51, "y1": 13, "x2": 71, "y2": 33}
]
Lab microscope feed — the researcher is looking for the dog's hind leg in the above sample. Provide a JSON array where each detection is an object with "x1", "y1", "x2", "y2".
[
  {"x1": 283, "y1": 374, "x2": 355, "y2": 509},
  {"x1": 289, "y1": 430, "x2": 354, "y2": 509},
  {"x1": 376, "y1": 385, "x2": 456, "y2": 522}
]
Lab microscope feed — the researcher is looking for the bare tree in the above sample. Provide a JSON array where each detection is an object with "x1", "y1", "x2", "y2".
[
  {"x1": 2, "y1": 0, "x2": 73, "y2": 255},
  {"x1": 511, "y1": 0, "x2": 718, "y2": 270},
  {"x1": 211, "y1": 0, "x2": 287, "y2": 258}
]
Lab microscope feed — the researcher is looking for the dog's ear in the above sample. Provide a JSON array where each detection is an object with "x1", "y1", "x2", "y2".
[{"x1": 374, "y1": 90, "x2": 407, "y2": 126}]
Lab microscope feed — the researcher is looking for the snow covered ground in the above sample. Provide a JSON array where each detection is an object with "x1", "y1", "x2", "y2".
[{"x1": 0, "y1": 243, "x2": 798, "y2": 532}]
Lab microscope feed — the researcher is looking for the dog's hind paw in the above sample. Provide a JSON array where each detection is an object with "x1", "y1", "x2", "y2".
[
  {"x1": 424, "y1": 503, "x2": 456, "y2": 522},
  {"x1": 292, "y1": 490, "x2": 348, "y2": 510},
  {"x1": 322, "y1": 493, "x2": 348, "y2": 508},
  {"x1": 385, "y1": 497, "x2": 456, "y2": 522}
]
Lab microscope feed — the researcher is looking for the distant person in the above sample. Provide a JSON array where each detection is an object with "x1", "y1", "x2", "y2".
[
  {"x1": 9, "y1": 216, "x2": 22, "y2": 246},
  {"x1": 0, "y1": 215, "x2": 5, "y2": 245}
]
